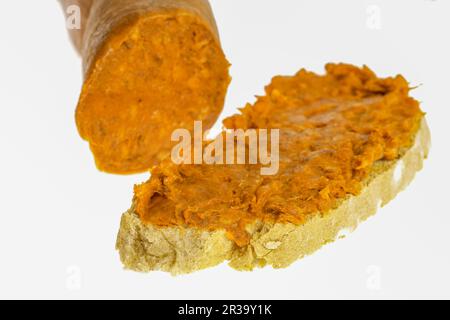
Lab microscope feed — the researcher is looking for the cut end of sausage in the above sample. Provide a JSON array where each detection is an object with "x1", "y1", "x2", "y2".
[{"x1": 76, "y1": 10, "x2": 230, "y2": 174}]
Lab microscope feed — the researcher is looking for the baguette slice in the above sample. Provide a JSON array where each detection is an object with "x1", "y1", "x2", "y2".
[{"x1": 116, "y1": 65, "x2": 430, "y2": 275}]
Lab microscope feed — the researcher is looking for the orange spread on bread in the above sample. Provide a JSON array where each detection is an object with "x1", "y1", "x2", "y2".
[{"x1": 134, "y1": 64, "x2": 424, "y2": 246}]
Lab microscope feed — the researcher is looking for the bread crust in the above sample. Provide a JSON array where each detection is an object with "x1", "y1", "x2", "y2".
[{"x1": 116, "y1": 119, "x2": 430, "y2": 275}]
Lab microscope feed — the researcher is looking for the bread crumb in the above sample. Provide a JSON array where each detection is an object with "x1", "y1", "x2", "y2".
[
  {"x1": 394, "y1": 160, "x2": 404, "y2": 184},
  {"x1": 264, "y1": 241, "x2": 282, "y2": 250},
  {"x1": 337, "y1": 227, "x2": 354, "y2": 239}
]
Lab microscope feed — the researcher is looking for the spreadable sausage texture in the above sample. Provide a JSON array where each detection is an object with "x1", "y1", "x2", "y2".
[{"x1": 134, "y1": 64, "x2": 424, "y2": 246}]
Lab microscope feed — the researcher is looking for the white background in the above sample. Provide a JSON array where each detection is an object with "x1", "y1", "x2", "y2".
[{"x1": 0, "y1": 0, "x2": 449, "y2": 300}]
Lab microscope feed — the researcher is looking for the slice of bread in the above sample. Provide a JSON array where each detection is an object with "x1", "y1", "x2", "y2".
[
  {"x1": 116, "y1": 118, "x2": 430, "y2": 276},
  {"x1": 116, "y1": 64, "x2": 430, "y2": 275}
]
